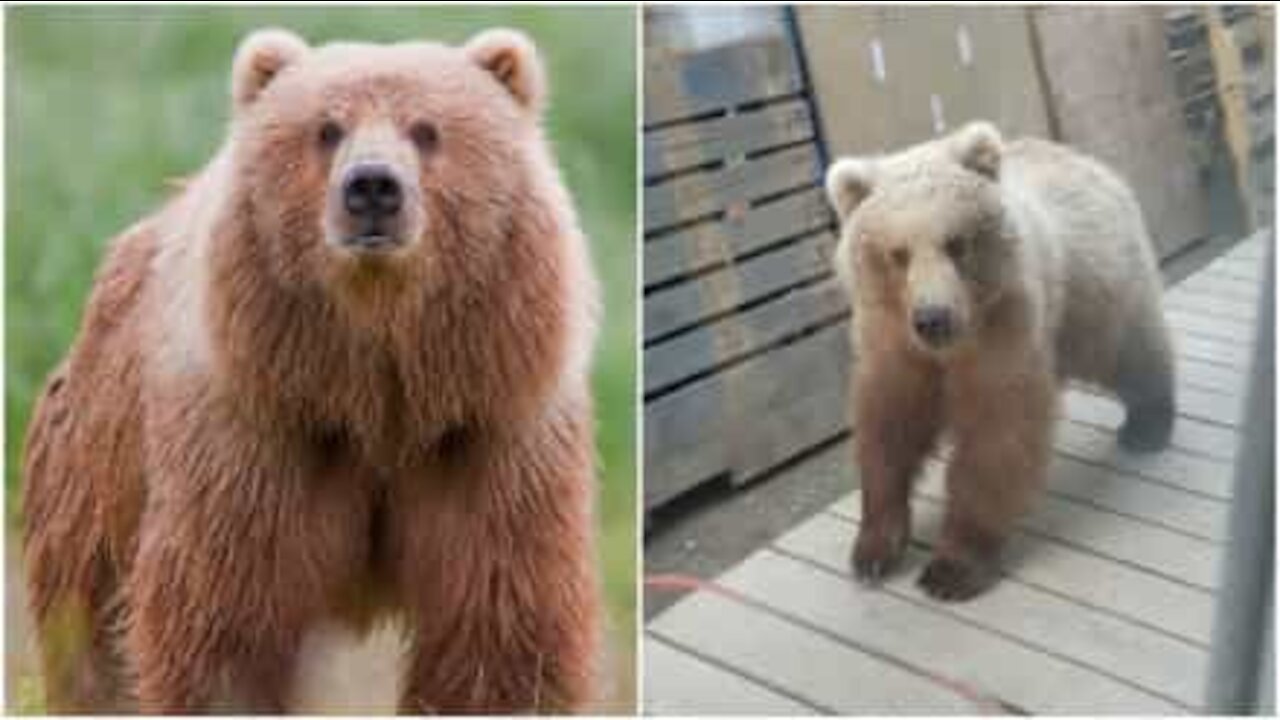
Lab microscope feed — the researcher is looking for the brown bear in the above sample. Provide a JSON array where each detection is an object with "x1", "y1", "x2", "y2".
[
  {"x1": 22, "y1": 27, "x2": 602, "y2": 712},
  {"x1": 826, "y1": 121, "x2": 1175, "y2": 601}
]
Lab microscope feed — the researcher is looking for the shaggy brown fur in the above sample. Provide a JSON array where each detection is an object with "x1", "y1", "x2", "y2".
[
  {"x1": 828, "y1": 122, "x2": 1174, "y2": 601},
  {"x1": 23, "y1": 28, "x2": 601, "y2": 712}
]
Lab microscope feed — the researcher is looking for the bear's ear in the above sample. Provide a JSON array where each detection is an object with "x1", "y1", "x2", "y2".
[
  {"x1": 951, "y1": 121, "x2": 1003, "y2": 179},
  {"x1": 464, "y1": 28, "x2": 546, "y2": 114},
  {"x1": 232, "y1": 28, "x2": 309, "y2": 111},
  {"x1": 825, "y1": 158, "x2": 877, "y2": 220}
]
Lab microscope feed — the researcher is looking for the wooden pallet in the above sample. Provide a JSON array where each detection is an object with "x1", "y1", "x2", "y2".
[
  {"x1": 644, "y1": 9, "x2": 848, "y2": 511},
  {"x1": 645, "y1": 233, "x2": 1269, "y2": 714}
]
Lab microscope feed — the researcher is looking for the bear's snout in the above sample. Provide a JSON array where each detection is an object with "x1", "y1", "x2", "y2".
[
  {"x1": 911, "y1": 305, "x2": 955, "y2": 347},
  {"x1": 344, "y1": 163, "x2": 403, "y2": 218},
  {"x1": 340, "y1": 162, "x2": 404, "y2": 249}
]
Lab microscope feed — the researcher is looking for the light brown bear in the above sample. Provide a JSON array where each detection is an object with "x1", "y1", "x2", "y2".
[
  {"x1": 826, "y1": 121, "x2": 1174, "y2": 601},
  {"x1": 23, "y1": 28, "x2": 601, "y2": 712}
]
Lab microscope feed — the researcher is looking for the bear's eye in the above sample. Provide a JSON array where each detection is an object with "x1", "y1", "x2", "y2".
[
  {"x1": 890, "y1": 247, "x2": 911, "y2": 268},
  {"x1": 410, "y1": 121, "x2": 440, "y2": 154},
  {"x1": 318, "y1": 120, "x2": 345, "y2": 150},
  {"x1": 944, "y1": 235, "x2": 969, "y2": 260}
]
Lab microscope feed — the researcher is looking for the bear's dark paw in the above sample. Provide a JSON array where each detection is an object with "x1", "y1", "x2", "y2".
[
  {"x1": 851, "y1": 524, "x2": 908, "y2": 584},
  {"x1": 1118, "y1": 403, "x2": 1174, "y2": 453},
  {"x1": 917, "y1": 555, "x2": 998, "y2": 602}
]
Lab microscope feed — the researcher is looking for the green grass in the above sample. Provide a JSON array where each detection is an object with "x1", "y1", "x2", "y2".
[{"x1": 6, "y1": 6, "x2": 637, "y2": 711}]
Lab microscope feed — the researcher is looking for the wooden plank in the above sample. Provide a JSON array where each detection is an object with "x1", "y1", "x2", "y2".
[
  {"x1": 645, "y1": 99, "x2": 816, "y2": 178},
  {"x1": 648, "y1": 590, "x2": 973, "y2": 714},
  {"x1": 645, "y1": 279, "x2": 848, "y2": 395},
  {"x1": 1231, "y1": 245, "x2": 1268, "y2": 262},
  {"x1": 776, "y1": 512, "x2": 1209, "y2": 707},
  {"x1": 1065, "y1": 384, "x2": 1243, "y2": 431},
  {"x1": 1201, "y1": 257, "x2": 1265, "y2": 283},
  {"x1": 1177, "y1": 385, "x2": 1246, "y2": 427},
  {"x1": 1220, "y1": 246, "x2": 1266, "y2": 265},
  {"x1": 1174, "y1": 330, "x2": 1252, "y2": 369},
  {"x1": 1182, "y1": 267, "x2": 1265, "y2": 295},
  {"x1": 1204, "y1": 6, "x2": 1259, "y2": 228},
  {"x1": 645, "y1": 144, "x2": 822, "y2": 231},
  {"x1": 645, "y1": 323, "x2": 850, "y2": 508},
  {"x1": 909, "y1": 461, "x2": 1220, "y2": 589},
  {"x1": 718, "y1": 326, "x2": 851, "y2": 484},
  {"x1": 1177, "y1": 355, "x2": 1252, "y2": 397},
  {"x1": 1063, "y1": 390, "x2": 1238, "y2": 462},
  {"x1": 1208, "y1": 245, "x2": 1266, "y2": 265},
  {"x1": 1164, "y1": 290, "x2": 1257, "y2": 323},
  {"x1": 644, "y1": 232, "x2": 834, "y2": 342},
  {"x1": 1053, "y1": 420, "x2": 1235, "y2": 500},
  {"x1": 1171, "y1": 262, "x2": 1262, "y2": 291},
  {"x1": 643, "y1": 637, "x2": 817, "y2": 715},
  {"x1": 1175, "y1": 273, "x2": 1261, "y2": 303},
  {"x1": 1203, "y1": 238, "x2": 1267, "y2": 267},
  {"x1": 1166, "y1": 308, "x2": 1256, "y2": 343},
  {"x1": 830, "y1": 493, "x2": 1216, "y2": 645},
  {"x1": 645, "y1": 34, "x2": 805, "y2": 125},
  {"x1": 1201, "y1": 262, "x2": 1265, "y2": 285},
  {"x1": 1224, "y1": 235, "x2": 1268, "y2": 259},
  {"x1": 717, "y1": 550, "x2": 1185, "y2": 714},
  {"x1": 931, "y1": 440, "x2": 1229, "y2": 540},
  {"x1": 644, "y1": 376, "x2": 730, "y2": 508},
  {"x1": 1216, "y1": 237, "x2": 1268, "y2": 260},
  {"x1": 1042, "y1": 454, "x2": 1229, "y2": 541},
  {"x1": 644, "y1": 187, "x2": 832, "y2": 288},
  {"x1": 1223, "y1": 232, "x2": 1265, "y2": 251}
]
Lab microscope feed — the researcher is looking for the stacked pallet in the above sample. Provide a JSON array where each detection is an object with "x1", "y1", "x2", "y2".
[
  {"x1": 643, "y1": 8, "x2": 849, "y2": 513},
  {"x1": 1165, "y1": 6, "x2": 1275, "y2": 228}
]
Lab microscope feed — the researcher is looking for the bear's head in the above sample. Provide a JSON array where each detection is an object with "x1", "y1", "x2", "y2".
[
  {"x1": 225, "y1": 27, "x2": 557, "y2": 297},
  {"x1": 826, "y1": 122, "x2": 1019, "y2": 356}
]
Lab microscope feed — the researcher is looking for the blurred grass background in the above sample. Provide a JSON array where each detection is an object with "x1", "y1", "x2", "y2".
[{"x1": 5, "y1": 6, "x2": 637, "y2": 712}]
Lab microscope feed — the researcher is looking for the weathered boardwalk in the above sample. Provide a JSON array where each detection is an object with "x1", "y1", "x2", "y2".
[{"x1": 645, "y1": 233, "x2": 1270, "y2": 715}]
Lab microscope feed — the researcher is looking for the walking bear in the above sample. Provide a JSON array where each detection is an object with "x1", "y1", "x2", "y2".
[{"x1": 826, "y1": 121, "x2": 1174, "y2": 601}]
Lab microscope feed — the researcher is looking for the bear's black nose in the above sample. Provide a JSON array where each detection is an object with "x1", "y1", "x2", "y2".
[
  {"x1": 912, "y1": 306, "x2": 954, "y2": 346},
  {"x1": 342, "y1": 163, "x2": 403, "y2": 219}
]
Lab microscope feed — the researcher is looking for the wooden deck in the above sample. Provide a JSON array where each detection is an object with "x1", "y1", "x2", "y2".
[{"x1": 644, "y1": 233, "x2": 1270, "y2": 715}]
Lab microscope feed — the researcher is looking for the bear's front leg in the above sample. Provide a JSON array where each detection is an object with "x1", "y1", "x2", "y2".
[
  {"x1": 851, "y1": 349, "x2": 943, "y2": 582},
  {"x1": 923, "y1": 352, "x2": 1056, "y2": 601},
  {"x1": 394, "y1": 401, "x2": 600, "y2": 713},
  {"x1": 126, "y1": 407, "x2": 370, "y2": 711}
]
